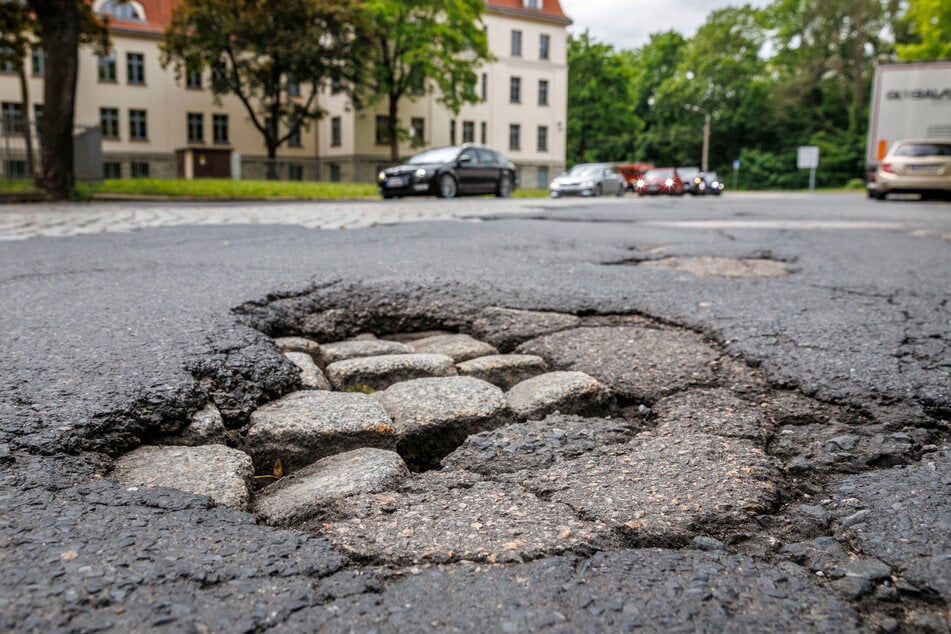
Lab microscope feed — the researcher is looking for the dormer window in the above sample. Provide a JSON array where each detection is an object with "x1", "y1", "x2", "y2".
[
  {"x1": 524, "y1": 0, "x2": 542, "y2": 9},
  {"x1": 96, "y1": 0, "x2": 146, "y2": 21}
]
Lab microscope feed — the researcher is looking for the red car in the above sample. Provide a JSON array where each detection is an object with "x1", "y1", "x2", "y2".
[{"x1": 635, "y1": 167, "x2": 684, "y2": 195}]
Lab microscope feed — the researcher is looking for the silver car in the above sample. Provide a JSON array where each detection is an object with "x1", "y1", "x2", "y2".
[
  {"x1": 873, "y1": 139, "x2": 951, "y2": 200},
  {"x1": 549, "y1": 163, "x2": 626, "y2": 197}
]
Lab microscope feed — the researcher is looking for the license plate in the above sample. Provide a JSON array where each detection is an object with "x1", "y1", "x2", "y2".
[
  {"x1": 908, "y1": 164, "x2": 939, "y2": 174},
  {"x1": 385, "y1": 177, "x2": 406, "y2": 187}
]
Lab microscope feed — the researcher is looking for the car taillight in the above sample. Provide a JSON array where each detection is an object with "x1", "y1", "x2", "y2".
[{"x1": 880, "y1": 162, "x2": 895, "y2": 174}]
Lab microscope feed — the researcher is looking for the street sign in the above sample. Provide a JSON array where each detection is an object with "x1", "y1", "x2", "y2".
[
  {"x1": 732, "y1": 159, "x2": 740, "y2": 169},
  {"x1": 797, "y1": 146, "x2": 820, "y2": 169}
]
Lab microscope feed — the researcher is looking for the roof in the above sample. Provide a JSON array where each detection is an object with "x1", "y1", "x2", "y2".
[{"x1": 486, "y1": 0, "x2": 572, "y2": 25}]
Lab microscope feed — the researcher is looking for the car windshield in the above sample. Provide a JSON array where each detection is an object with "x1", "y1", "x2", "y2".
[
  {"x1": 645, "y1": 168, "x2": 674, "y2": 179},
  {"x1": 706, "y1": 172, "x2": 720, "y2": 180},
  {"x1": 567, "y1": 165, "x2": 603, "y2": 177},
  {"x1": 408, "y1": 147, "x2": 461, "y2": 164},
  {"x1": 893, "y1": 143, "x2": 951, "y2": 157},
  {"x1": 679, "y1": 167, "x2": 699, "y2": 178}
]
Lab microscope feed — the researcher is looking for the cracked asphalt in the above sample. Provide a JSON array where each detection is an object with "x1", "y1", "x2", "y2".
[{"x1": 1, "y1": 192, "x2": 949, "y2": 632}]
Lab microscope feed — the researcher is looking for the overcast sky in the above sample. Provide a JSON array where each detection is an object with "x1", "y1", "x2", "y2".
[{"x1": 558, "y1": 0, "x2": 772, "y2": 51}]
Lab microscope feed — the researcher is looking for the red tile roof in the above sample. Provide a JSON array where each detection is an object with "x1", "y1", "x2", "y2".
[{"x1": 486, "y1": 0, "x2": 572, "y2": 25}]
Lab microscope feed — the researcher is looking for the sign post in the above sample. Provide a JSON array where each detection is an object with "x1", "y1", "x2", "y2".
[
  {"x1": 732, "y1": 159, "x2": 740, "y2": 190},
  {"x1": 797, "y1": 146, "x2": 820, "y2": 192}
]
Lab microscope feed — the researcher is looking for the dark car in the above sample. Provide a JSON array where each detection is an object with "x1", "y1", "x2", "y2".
[
  {"x1": 699, "y1": 171, "x2": 724, "y2": 195},
  {"x1": 678, "y1": 166, "x2": 702, "y2": 194},
  {"x1": 634, "y1": 167, "x2": 684, "y2": 195},
  {"x1": 378, "y1": 144, "x2": 518, "y2": 199}
]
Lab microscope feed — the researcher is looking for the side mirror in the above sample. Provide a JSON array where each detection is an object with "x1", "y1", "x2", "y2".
[{"x1": 458, "y1": 154, "x2": 472, "y2": 164}]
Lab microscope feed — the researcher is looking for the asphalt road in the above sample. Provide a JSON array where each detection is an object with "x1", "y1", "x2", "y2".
[{"x1": 1, "y1": 192, "x2": 948, "y2": 632}]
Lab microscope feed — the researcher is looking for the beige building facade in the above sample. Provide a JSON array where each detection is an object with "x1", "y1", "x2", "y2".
[{"x1": 0, "y1": 0, "x2": 570, "y2": 187}]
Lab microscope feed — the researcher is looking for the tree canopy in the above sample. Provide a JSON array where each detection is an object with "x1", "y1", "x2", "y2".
[{"x1": 162, "y1": 0, "x2": 366, "y2": 179}]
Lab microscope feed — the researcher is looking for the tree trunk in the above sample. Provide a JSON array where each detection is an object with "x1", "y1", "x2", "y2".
[
  {"x1": 29, "y1": 0, "x2": 80, "y2": 199},
  {"x1": 17, "y1": 59, "x2": 35, "y2": 179},
  {"x1": 388, "y1": 93, "x2": 399, "y2": 162},
  {"x1": 265, "y1": 139, "x2": 280, "y2": 180}
]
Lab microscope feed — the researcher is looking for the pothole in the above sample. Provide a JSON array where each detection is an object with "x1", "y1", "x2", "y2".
[
  {"x1": 633, "y1": 256, "x2": 791, "y2": 278},
  {"x1": 107, "y1": 304, "x2": 938, "y2": 570}
]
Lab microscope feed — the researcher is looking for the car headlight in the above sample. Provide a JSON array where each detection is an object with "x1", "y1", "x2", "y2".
[
  {"x1": 636, "y1": 179, "x2": 644, "y2": 187},
  {"x1": 665, "y1": 178, "x2": 673, "y2": 187},
  {"x1": 712, "y1": 181, "x2": 720, "y2": 188},
  {"x1": 377, "y1": 171, "x2": 386, "y2": 182},
  {"x1": 582, "y1": 180, "x2": 594, "y2": 188},
  {"x1": 414, "y1": 168, "x2": 427, "y2": 179}
]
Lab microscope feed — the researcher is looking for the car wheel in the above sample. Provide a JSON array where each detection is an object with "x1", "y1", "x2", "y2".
[
  {"x1": 593, "y1": 184, "x2": 602, "y2": 197},
  {"x1": 550, "y1": 191, "x2": 560, "y2": 198},
  {"x1": 874, "y1": 190, "x2": 887, "y2": 201},
  {"x1": 438, "y1": 174, "x2": 457, "y2": 199},
  {"x1": 616, "y1": 184, "x2": 625, "y2": 197},
  {"x1": 496, "y1": 174, "x2": 513, "y2": 198}
]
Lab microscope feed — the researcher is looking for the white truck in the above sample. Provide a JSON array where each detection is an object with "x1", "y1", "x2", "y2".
[{"x1": 865, "y1": 60, "x2": 951, "y2": 197}]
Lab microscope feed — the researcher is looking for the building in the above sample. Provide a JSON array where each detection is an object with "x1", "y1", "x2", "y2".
[{"x1": 0, "y1": 0, "x2": 570, "y2": 186}]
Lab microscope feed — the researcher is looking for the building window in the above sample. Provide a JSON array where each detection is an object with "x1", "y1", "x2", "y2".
[
  {"x1": 410, "y1": 117, "x2": 425, "y2": 146},
  {"x1": 450, "y1": 120, "x2": 456, "y2": 145},
  {"x1": 375, "y1": 115, "x2": 390, "y2": 145},
  {"x1": 98, "y1": 55, "x2": 117, "y2": 82},
  {"x1": 481, "y1": 73, "x2": 488, "y2": 101},
  {"x1": 0, "y1": 48, "x2": 15, "y2": 73},
  {"x1": 187, "y1": 112, "x2": 204, "y2": 143},
  {"x1": 287, "y1": 80, "x2": 300, "y2": 97},
  {"x1": 524, "y1": 0, "x2": 541, "y2": 8},
  {"x1": 537, "y1": 125, "x2": 548, "y2": 152},
  {"x1": 100, "y1": 107, "x2": 119, "y2": 139},
  {"x1": 539, "y1": 34, "x2": 550, "y2": 60},
  {"x1": 331, "y1": 79, "x2": 344, "y2": 94},
  {"x1": 510, "y1": 77, "x2": 521, "y2": 104},
  {"x1": 538, "y1": 79, "x2": 549, "y2": 106},
  {"x1": 103, "y1": 161, "x2": 121, "y2": 178},
  {"x1": 509, "y1": 124, "x2": 521, "y2": 151},
  {"x1": 329, "y1": 163, "x2": 341, "y2": 182},
  {"x1": 3, "y1": 160, "x2": 26, "y2": 177},
  {"x1": 511, "y1": 30, "x2": 522, "y2": 56},
  {"x1": 288, "y1": 164, "x2": 303, "y2": 181},
  {"x1": 211, "y1": 61, "x2": 226, "y2": 84},
  {"x1": 537, "y1": 166, "x2": 549, "y2": 189},
  {"x1": 213, "y1": 114, "x2": 229, "y2": 144},
  {"x1": 186, "y1": 70, "x2": 202, "y2": 89},
  {"x1": 330, "y1": 116, "x2": 342, "y2": 147},
  {"x1": 480, "y1": 121, "x2": 487, "y2": 144},
  {"x1": 99, "y1": 0, "x2": 144, "y2": 21},
  {"x1": 129, "y1": 109, "x2": 147, "y2": 140},
  {"x1": 30, "y1": 46, "x2": 45, "y2": 77},
  {"x1": 127, "y1": 52, "x2": 145, "y2": 84},
  {"x1": 462, "y1": 120, "x2": 474, "y2": 143},
  {"x1": 131, "y1": 161, "x2": 150, "y2": 178},
  {"x1": 33, "y1": 104, "x2": 43, "y2": 136},
  {"x1": 287, "y1": 125, "x2": 302, "y2": 147},
  {"x1": 2, "y1": 102, "x2": 24, "y2": 135}
]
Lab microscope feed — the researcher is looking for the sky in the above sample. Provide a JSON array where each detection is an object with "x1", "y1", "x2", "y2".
[{"x1": 558, "y1": 0, "x2": 772, "y2": 51}]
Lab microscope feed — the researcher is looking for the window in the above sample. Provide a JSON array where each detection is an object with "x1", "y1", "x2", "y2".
[
  {"x1": 98, "y1": 55, "x2": 116, "y2": 82},
  {"x1": 450, "y1": 120, "x2": 456, "y2": 145},
  {"x1": 213, "y1": 114, "x2": 229, "y2": 144},
  {"x1": 131, "y1": 161, "x2": 150, "y2": 178},
  {"x1": 288, "y1": 164, "x2": 303, "y2": 181},
  {"x1": 127, "y1": 52, "x2": 145, "y2": 84},
  {"x1": 539, "y1": 34, "x2": 550, "y2": 60},
  {"x1": 187, "y1": 112, "x2": 203, "y2": 143},
  {"x1": 537, "y1": 125, "x2": 548, "y2": 152},
  {"x1": 510, "y1": 77, "x2": 521, "y2": 103},
  {"x1": 480, "y1": 121, "x2": 487, "y2": 144},
  {"x1": 211, "y1": 61, "x2": 226, "y2": 84},
  {"x1": 375, "y1": 115, "x2": 389, "y2": 145},
  {"x1": 33, "y1": 104, "x2": 43, "y2": 136},
  {"x1": 538, "y1": 79, "x2": 549, "y2": 106},
  {"x1": 103, "y1": 161, "x2": 121, "y2": 178},
  {"x1": 462, "y1": 120, "x2": 474, "y2": 143},
  {"x1": 410, "y1": 117, "x2": 425, "y2": 146},
  {"x1": 2, "y1": 102, "x2": 24, "y2": 135},
  {"x1": 511, "y1": 30, "x2": 522, "y2": 56},
  {"x1": 286, "y1": 80, "x2": 300, "y2": 97},
  {"x1": 186, "y1": 70, "x2": 202, "y2": 89},
  {"x1": 129, "y1": 109, "x2": 147, "y2": 140},
  {"x1": 524, "y1": 0, "x2": 541, "y2": 8},
  {"x1": 330, "y1": 116, "x2": 342, "y2": 147},
  {"x1": 100, "y1": 107, "x2": 119, "y2": 139},
  {"x1": 98, "y1": 0, "x2": 144, "y2": 21},
  {"x1": 537, "y1": 166, "x2": 549, "y2": 189},
  {"x1": 30, "y1": 46, "x2": 45, "y2": 77},
  {"x1": 331, "y1": 78, "x2": 344, "y2": 94},
  {"x1": 3, "y1": 160, "x2": 26, "y2": 177},
  {"x1": 329, "y1": 163, "x2": 341, "y2": 182},
  {"x1": 481, "y1": 73, "x2": 487, "y2": 101},
  {"x1": 509, "y1": 124, "x2": 521, "y2": 151},
  {"x1": 287, "y1": 125, "x2": 302, "y2": 147},
  {"x1": 0, "y1": 48, "x2": 15, "y2": 73}
]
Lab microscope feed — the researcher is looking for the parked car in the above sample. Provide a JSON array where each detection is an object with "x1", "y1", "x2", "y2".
[
  {"x1": 678, "y1": 166, "x2": 702, "y2": 194},
  {"x1": 377, "y1": 144, "x2": 518, "y2": 199},
  {"x1": 634, "y1": 167, "x2": 684, "y2": 195},
  {"x1": 699, "y1": 171, "x2": 725, "y2": 195},
  {"x1": 616, "y1": 162, "x2": 655, "y2": 191},
  {"x1": 549, "y1": 163, "x2": 626, "y2": 197},
  {"x1": 873, "y1": 139, "x2": 951, "y2": 200}
]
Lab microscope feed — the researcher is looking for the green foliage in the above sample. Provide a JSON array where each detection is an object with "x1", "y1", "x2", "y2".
[
  {"x1": 361, "y1": 0, "x2": 491, "y2": 160},
  {"x1": 77, "y1": 178, "x2": 379, "y2": 199},
  {"x1": 566, "y1": 32, "x2": 643, "y2": 165},
  {"x1": 162, "y1": 0, "x2": 366, "y2": 175},
  {"x1": 896, "y1": 0, "x2": 951, "y2": 60}
]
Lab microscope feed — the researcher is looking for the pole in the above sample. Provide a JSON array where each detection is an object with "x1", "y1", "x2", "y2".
[
  {"x1": 809, "y1": 167, "x2": 816, "y2": 192},
  {"x1": 701, "y1": 112, "x2": 710, "y2": 173}
]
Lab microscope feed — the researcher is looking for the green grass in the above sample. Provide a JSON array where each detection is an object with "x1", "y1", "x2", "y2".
[
  {"x1": 77, "y1": 178, "x2": 380, "y2": 200},
  {"x1": 0, "y1": 178, "x2": 38, "y2": 192}
]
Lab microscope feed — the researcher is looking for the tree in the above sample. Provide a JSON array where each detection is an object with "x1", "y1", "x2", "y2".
[
  {"x1": 162, "y1": 0, "x2": 366, "y2": 179},
  {"x1": 566, "y1": 31, "x2": 642, "y2": 165},
  {"x1": 360, "y1": 0, "x2": 491, "y2": 162},
  {"x1": 24, "y1": 0, "x2": 108, "y2": 199},
  {"x1": 895, "y1": 0, "x2": 951, "y2": 60},
  {"x1": 0, "y1": 2, "x2": 37, "y2": 179}
]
